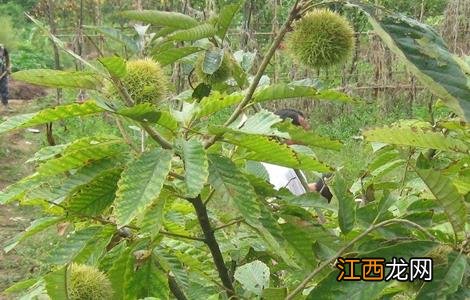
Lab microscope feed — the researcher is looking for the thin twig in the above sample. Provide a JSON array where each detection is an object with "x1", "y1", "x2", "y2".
[
  {"x1": 212, "y1": 218, "x2": 244, "y2": 232},
  {"x1": 203, "y1": 188, "x2": 216, "y2": 206},
  {"x1": 286, "y1": 218, "x2": 435, "y2": 299},
  {"x1": 399, "y1": 148, "x2": 415, "y2": 196},
  {"x1": 160, "y1": 230, "x2": 205, "y2": 242},
  {"x1": 169, "y1": 171, "x2": 185, "y2": 181},
  {"x1": 203, "y1": 0, "x2": 303, "y2": 149},
  {"x1": 114, "y1": 116, "x2": 139, "y2": 152}
]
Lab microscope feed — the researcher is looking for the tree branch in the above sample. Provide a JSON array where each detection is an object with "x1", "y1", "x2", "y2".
[
  {"x1": 168, "y1": 275, "x2": 188, "y2": 300},
  {"x1": 203, "y1": 0, "x2": 303, "y2": 149},
  {"x1": 213, "y1": 218, "x2": 244, "y2": 232},
  {"x1": 189, "y1": 196, "x2": 235, "y2": 298},
  {"x1": 286, "y1": 218, "x2": 436, "y2": 299},
  {"x1": 159, "y1": 230, "x2": 205, "y2": 242}
]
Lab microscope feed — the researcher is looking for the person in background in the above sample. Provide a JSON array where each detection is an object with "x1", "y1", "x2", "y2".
[
  {"x1": 261, "y1": 108, "x2": 333, "y2": 201},
  {"x1": 0, "y1": 44, "x2": 12, "y2": 112}
]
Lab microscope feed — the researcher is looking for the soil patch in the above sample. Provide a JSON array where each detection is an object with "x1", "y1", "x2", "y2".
[{"x1": 8, "y1": 80, "x2": 47, "y2": 100}]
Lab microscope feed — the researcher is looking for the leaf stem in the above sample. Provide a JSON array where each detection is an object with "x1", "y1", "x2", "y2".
[
  {"x1": 286, "y1": 218, "x2": 435, "y2": 299},
  {"x1": 212, "y1": 218, "x2": 244, "y2": 232},
  {"x1": 159, "y1": 230, "x2": 205, "y2": 242}
]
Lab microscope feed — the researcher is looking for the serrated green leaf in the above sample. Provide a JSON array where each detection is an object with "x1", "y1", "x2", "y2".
[
  {"x1": 197, "y1": 91, "x2": 243, "y2": 118},
  {"x1": 364, "y1": 126, "x2": 469, "y2": 153},
  {"x1": 368, "y1": 149, "x2": 400, "y2": 172},
  {"x1": 234, "y1": 260, "x2": 270, "y2": 296},
  {"x1": 30, "y1": 159, "x2": 117, "y2": 204},
  {"x1": 108, "y1": 246, "x2": 133, "y2": 300},
  {"x1": 349, "y1": 3, "x2": 470, "y2": 121},
  {"x1": 117, "y1": 103, "x2": 178, "y2": 131},
  {"x1": 140, "y1": 196, "x2": 166, "y2": 241},
  {"x1": 441, "y1": 253, "x2": 467, "y2": 295},
  {"x1": 4, "y1": 278, "x2": 39, "y2": 294},
  {"x1": 0, "y1": 174, "x2": 44, "y2": 204},
  {"x1": 120, "y1": 10, "x2": 199, "y2": 29},
  {"x1": 153, "y1": 246, "x2": 189, "y2": 290},
  {"x1": 253, "y1": 84, "x2": 318, "y2": 102},
  {"x1": 234, "y1": 109, "x2": 282, "y2": 135},
  {"x1": 245, "y1": 161, "x2": 269, "y2": 181},
  {"x1": 127, "y1": 255, "x2": 170, "y2": 299},
  {"x1": 115, "y1": 148, "x2": 173, "y2": 226},
  {"x1": 279, "y1": 222, "x2": 316, "y2": 267},
  {"x1": 181, "y1": 139, "x2": 208, "y2": 197},
  {"x1": 417, "y1": 253, "x2": 467, "y2": 299},
  {"x1": 44, "y1": 266, "x2": 67, "y2": 300},
  {"x1": 73, "y1": 225, "x2": 115, "y2": 265},
  {"x1": 454, "y1": 177, "x2": 470, "y2": 195},
  {"x1": 216, "y1": 1, "x2": 242, "y2": 39},
  {"x1": 210, "y1": 128, "x2": 331, "y2": 172},
  {"x1": 416, "y1": 168, "x2": 467, "y2": 236},
  {"x1": 37, "y1": 137, "x2": 124, "y2": 176},
  {"x1": 252, "y1": 84, "x2": 356, "y2": 104},
  {"x1": 208, "y1": 154, "x2": 261, "y2": 225},
  {"x1": 0, "y1": 101, "x2": 104, "y2": 134},
  {"x1": 168, "y1": 23, "x2": 216, "y2": 42},
  {"x1": 99, "y1": 56, "x2": 127, "y2": 78},
  {"x1": 154, "y1": 46, "x2": 203, "y2": 66},
  {"x1": 12, "y1": 69, "x2": 100, "y2": 89},
  {"x1": 49, "y1": 226, "x2": 102, "y2": 265},
  {"x1": 85, "y1": 25, "x2": 138, "y2": 53},
  {"x1": 66, "y1": 168, "x2": 121, "y2": 216},
  {"x1": 4, "y1": 216, "x2": 64, "y2": 253},
  {"x1": 26, "y1": 144, "x2": 68, "y2": 163},
  {"x1": 275, "y1": 121, "x2": 342, "y2": 150},
  {"x1": 331, "y1": 173, "x2": 356, "y2": 234},
  {"x1": 256, "y1": 203, "x2": 299, "y2": 268},
  {"x1": 154, "y1": 27, "x2": 179, "y2": 39}
]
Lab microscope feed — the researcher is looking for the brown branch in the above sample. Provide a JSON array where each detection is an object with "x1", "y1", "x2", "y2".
[
  {"x1": 212, "y1": 218, "x2": 244, "y2": 232},
  {"x1": 189, "y1": 196, "x2": 235, "y2": 298},
  {"x1": 168, "y1": 275, "x2": 188, "y2": 300}
]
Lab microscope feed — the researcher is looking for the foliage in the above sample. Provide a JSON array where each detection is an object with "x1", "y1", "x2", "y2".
[
  {"x1": 1, "y1": 1, "x2": 469, "y2": 299},
  {"x1": 287, "y1": 9, "x2": 354, "y2": 69}
]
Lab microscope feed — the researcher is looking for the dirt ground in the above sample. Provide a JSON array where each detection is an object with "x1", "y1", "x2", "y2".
[{"x1": 0, "y1": 99, "x2": 45, "y2": 297}]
